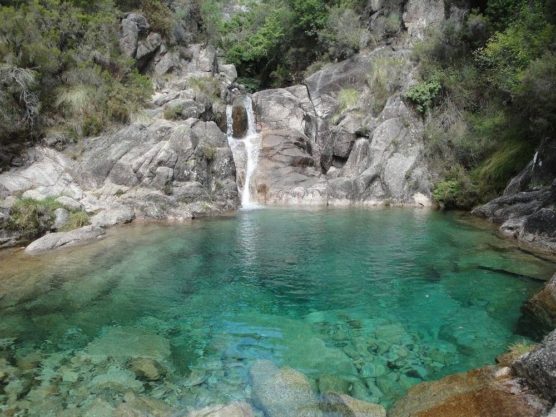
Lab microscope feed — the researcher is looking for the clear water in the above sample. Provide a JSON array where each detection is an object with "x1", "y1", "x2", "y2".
[{"x1": 0, "y1": 208, "x2": 554, "y2": 415}]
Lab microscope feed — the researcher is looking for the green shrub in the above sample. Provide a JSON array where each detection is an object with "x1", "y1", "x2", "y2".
[
  {"x1": 188, "y1": 76, "x2": 222, "y2": 101},
  {"x1": 163, "y1": 104, "x2": 183, "y2": 120},
  {"x1": 332, "y1": 88, "x2": 360, "y2": 123},
  {"x1": 141, "y1": 0, "x2": 173, "y2": 37},
  {"x1": 318, "y1": 7, "x2": 366, "y2": 60},
  {"x1": 7, "y1": 198, "x2": 62, "y2": 239},
  {"x1": 367, "y1": 56, "x2": 406, "y2": 114},
  {"x1": 61, "y1": 211, "x2": 90, "y2": 231},
  {"x1": 0, "y1": 0, "x2": 153, "y2": 142},
  {"x1": 405, "y1": 79, "x2": 442, "y2": 114}
]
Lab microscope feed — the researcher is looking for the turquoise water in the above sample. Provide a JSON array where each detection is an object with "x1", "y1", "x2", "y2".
[{"x1": 0, "y1": 208, "x2": 554, "y2": 415}]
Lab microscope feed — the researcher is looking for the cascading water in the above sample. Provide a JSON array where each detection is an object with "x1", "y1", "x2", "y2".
[{"x1": 227, "y1": 96, "x2": 262, "y2": 209}]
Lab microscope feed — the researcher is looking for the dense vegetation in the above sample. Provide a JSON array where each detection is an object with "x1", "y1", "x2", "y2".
[
  {"x1": 0, "y1": 0, "x2": 157, "y2": 147},
  {"x1": 414, "y1": 0, "x2": 556, "y2": 207},
  {"x1": 1, "y1": 0, "x2": 554, "y2": 210},
  {"x1": 200, "y1": 0, "x2": 372, "y2": 88}
]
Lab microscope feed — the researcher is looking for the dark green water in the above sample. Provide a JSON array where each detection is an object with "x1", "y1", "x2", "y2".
[{"x1": 0, "y1": 208, "x2": 554, "y2": 415}]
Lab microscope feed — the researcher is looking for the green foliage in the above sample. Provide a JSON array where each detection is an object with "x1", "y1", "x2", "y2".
[
  {"x1": 0, "y1": 0, "x2": 153, "y2": 143},
  {"x1": 7, "y1": 197, "x2": 62, "y2": 239},
  {"x1": 367, "y1": 55, "x2": 406, "y2": 114},
  {"x1": 318, "y1": 6, "x2": 366, "y2": 60},
  {"x1": 141, "y1": 0, "x2": 173, "y2": 37},
  {"x1": 61, "y1": 211, "x2": 90, "y2": 231},
  {"x1": 201, "y1": 0, "x2": 371, "y2": 88},
  {"x1": 7, "y1": 196, "x2": 90, "y2": 238},
  {"x1": 432, "y1": 167, "x2": 478, "y2": 209},
  {"x1": 163, "y1": 104, "x2": 183, "y2": 120},
  {"x1": 188, "y1": 76, "x2": 222, "y2": 101},
  {"x1": 405, "y1": 79, "x2": 442, "y2": 114}
]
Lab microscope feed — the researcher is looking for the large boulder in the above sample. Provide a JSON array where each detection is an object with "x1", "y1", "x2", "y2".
[
  {"x1": 25, "y1": 226, "x2": 104, "y2": 253},
  {"x1": 389, "y1": 366, "x2": 547, "y2": 417},
  {"x1": 250, "y1": 360, "x2": 322, "y2": 417},
  {"x1": 513, "y1": 330, "x2": 556, "y2": 404},
  {"x1": 119, "y1": 13, "x2": 149, "y2": 58},
  {"x1": 232, "y1": 103, "x2": 248, "y2": 138}
]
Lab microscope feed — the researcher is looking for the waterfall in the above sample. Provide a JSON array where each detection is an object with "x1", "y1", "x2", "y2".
[{"x1": 226, "y1": 96, "x2": 262, "y2": 209}]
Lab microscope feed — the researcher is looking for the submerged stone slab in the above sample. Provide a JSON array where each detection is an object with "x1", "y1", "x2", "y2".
[
  {"x1": 250, "y1": 360, "x2": 322, "y2": 417},
  {"x1": 188, "y1": 402, "x2": 255, "y2": 417},
  {"x1": 321, "y1": 393, "x2": 386, "y2": 417},
  {"x1": 86, "y1": 326, "x2": 171, "y2": 362}
]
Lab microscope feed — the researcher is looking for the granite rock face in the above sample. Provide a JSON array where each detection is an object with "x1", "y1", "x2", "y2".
[
  {"x1": 389, "y1": 366, "x2": 548, "y2": 417},
  {"x1": 473, "y1": 140, "x2": 556, "y2": 252},
  {"x1": 0, "y1": 42, "x2": 239, "y2": 250},
  {"x1": 513, "y1": 330, "x2": 556, "y2": 404},
  {"x1": 247, "y1": 48, "x2": 433, "y2": 207}
]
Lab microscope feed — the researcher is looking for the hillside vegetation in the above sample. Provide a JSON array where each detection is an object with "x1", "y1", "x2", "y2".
[
  {"x1": 201, "y1": 0, "x2": 555, "y2": 207},
  {"x1": 1, "y1": 0, "x2": 555, "y2": 208}
]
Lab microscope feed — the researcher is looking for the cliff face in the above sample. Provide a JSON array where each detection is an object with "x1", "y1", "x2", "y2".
[
  {"x1": 473, "y1": 140, "x2": 556, "y2": 252},
  {"x1": 1, "y1": 0, "x2": 555, "y2": 254}
]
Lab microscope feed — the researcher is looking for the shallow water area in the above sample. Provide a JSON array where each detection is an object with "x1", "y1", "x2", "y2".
[{"x1": 0, "y1": 208, "x2": 555, "y2": 415}]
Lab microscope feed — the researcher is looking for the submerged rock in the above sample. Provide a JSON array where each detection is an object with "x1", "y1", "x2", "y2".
[
  {"x1": 129, "y1": 357, "x2": 166, "y2": 381},
  {"x1": 321, "y1": 393, "x2": 386, "y2": 417},
  {"x1": 86, "y1": 326, "x2": 171, "y2": 362},
  {"x1": 232, "y1": 103, "x2": 248, "y2": 138},
  {"x1": 188, "y1": 402, "x2": 255, "y2": 417},
  {"x1": 250, "y1": 360, "x2": 322, "y2": 417},
  {"x1": 513, "y1": 330, "x2": 556, "y2": 404},
  {"x1": 521, "y1": 273, "x2": 556, "y2": 335}
]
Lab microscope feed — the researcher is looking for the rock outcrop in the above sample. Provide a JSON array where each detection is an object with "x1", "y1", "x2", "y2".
[
  {"x1": 250, "y1": 360, "x2": 322, "y2": 417},
  {"x1": 0, "y1": 42, "x2": 239, "y2": 249},
  {"x1": 513, "y1": 330, "x2": 556, "y2": 404},
  {"x1": 24, "y1": 226, "x2": 105, "y2": 253},
  {"x1": 473, "y1": 140, "x2": 556, "y2": 252},
  {"x1": 389, "y1": 366, "x2": 548, "y2": 417},
  {"x1": 521, "y1": 273, "x2": 556, "y2": 337},
  {"x1": 247, "y1": 48, "x2": 433, "y2": 207}
]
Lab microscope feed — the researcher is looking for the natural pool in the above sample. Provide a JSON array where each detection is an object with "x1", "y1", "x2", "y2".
[{"x1": 0, "y1": 208, "x2": 555, "y2": 415}]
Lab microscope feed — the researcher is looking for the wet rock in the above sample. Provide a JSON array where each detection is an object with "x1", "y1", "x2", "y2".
[
  {"x1": 84, "y1": 398, "x2": 115, "y2": 417},
  {"x1": 521, "y1": 273, "x2": 556, "y2": 335},
  {"x1": 318, "y1": 374, "x2": 351, "y2": 395},
  {"x1": 250, "y1": 360, "x2": 322, "y2": 417},
  {"x1": 116, "y1": 392, "x2": 172, "y2": 417},
  {"x1": 188, "y1": 402, "x2": 255, "y2": 417},
  {"x1": 86, "y1": 326, "x2": 171, "y2": 362},
  {"x1": 389, "y1": 366, "x2": 547, "y2": 417},
  {"x1": 513, "y1": 330, "x2": 556, "y2": 403},
  {"x1": 129, "y1": 357, "x2": 165, "y2": 381},
  {"x1": 90, "y1": 365, "x2": 143, "y2": 392},
  {"x1": 25, "y1": 226, "x2": 104, "y2": 253},
  {"x1": 232, "y1": 104, "x2": 248, "y2": 138},
  {"x1": 321, "y1": 393, "x2": 386, "y2": 417}
]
